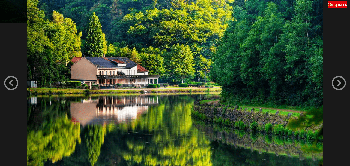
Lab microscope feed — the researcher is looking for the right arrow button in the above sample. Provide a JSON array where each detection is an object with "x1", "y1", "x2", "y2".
[{"x1": 332, "y1": 76, "x2": 346, "y2": 90}]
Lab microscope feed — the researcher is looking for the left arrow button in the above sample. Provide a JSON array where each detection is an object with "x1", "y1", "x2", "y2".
[{"x1": 4, "y1": 76, "x2": 18, "y2": 90}]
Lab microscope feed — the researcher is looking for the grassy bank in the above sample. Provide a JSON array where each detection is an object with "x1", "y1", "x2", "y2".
[
  {"x1": 28, "y1": 92, "x2": 221, "y2": 98},
  {"x1": 193, "y1": 120, "x2": 323, "y2": 161},
  {"x1": 27, "y1": 87, "x2": 221, "y2": 95},
  {"x1": 192, "y1": 98, "x2": 323, "y2": 141},
  {"x1": 198, "y1": 99, "x2": 302, "y2": 117}
]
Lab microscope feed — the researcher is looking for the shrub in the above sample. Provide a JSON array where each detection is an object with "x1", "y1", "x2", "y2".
[
  {"x1": 224, "y1": 119, "x2": 231, "y2": 126},
  {"x1": 67, "y1": 81, "x2": 81, "y2": 88},
  {"x1": 179, "y1": 83, "x2": 188, "y2": 87},
  {"x1": 250, "y1": 122, "x2": 258, "y2": 132},
  {"x1": 287, "y1": 129, "x2": 293, "y2": 137},
  {"x1": 265, "y1": 135, "x2": 272, "y2": 144},
  {"x1": 234, "y1": 121, "x2": 240, "y2": 128},
  {"x1": 163, "y1": 83, "x2": 169, "y2": 88},
  {"x1": 306, "y1": 130, "x2": 316, "y2": 140},
  {"x1": 156, "y1": 84, "x2": 160, "y2": 88},
  {"x1": 238, "y1": 121, "x2": 245, "y2": 130},
  {"x1": 197, "y1": 82, "x2": 204, "y2": 87},
  {"x1": 273, "y1": 124, "x2": 285, "y2": 135},
  {"x1": 300, "y1": 130, "x2": 307, "y2": 139},
  {"x1": 294, "y1": 130, "x2": 300, "y2": 139},
  {"x1": 265, "y1": 123, "x2": 273, "y2": 133},
  {"x1": 147, "y1": 84, "x2": 157, "y2": 88},
  {"x1": 92, "y1": 84, "x2": 99, "y2": 90}
]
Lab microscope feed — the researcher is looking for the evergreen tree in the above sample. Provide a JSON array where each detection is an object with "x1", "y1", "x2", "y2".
[{"x1": 86, "y1": 12, "x2": 105, "y2": 57}]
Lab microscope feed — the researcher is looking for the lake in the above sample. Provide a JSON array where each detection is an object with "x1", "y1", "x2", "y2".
[{"x1": 27, "y1": 94, "x2": 322, "y2": 166}]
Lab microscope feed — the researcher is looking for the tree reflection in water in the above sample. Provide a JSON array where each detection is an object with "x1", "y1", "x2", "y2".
[
  {"x1": 28, "y1": 95, "x2": 321, "y2": 166},
  {"x1": 111, "y1": 95, "x2": 212, "y2": 165}
]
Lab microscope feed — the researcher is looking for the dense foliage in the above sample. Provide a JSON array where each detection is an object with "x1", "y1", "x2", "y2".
[
  {"x1": 27, "y1": 0, "x2": 82, "y2": 87},
  {"x1": 35, "y1": 0, "x2": 233, "y2": 83},
  {"x1": 29, "y1": 0, "x2": 323, "y2": 108},
  {"x1": 210, "y1": 0, "x2": 323, "y2": 107}
]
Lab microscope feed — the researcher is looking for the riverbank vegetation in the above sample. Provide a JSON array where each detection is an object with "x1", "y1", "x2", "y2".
[
  {"x1": 192, "y1": 96, "x2": 323, "y2": 143},
  {"x1": 210, "y1": 0, "x2": 323, "y2": 108},
  {"x1": 27, "y1": 87, "x2": 221, "y2": 95},
  {"x1": 193, "y1": 120, "x2": 323, "y2": 163}
]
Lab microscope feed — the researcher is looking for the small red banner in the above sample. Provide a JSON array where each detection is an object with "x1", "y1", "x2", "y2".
[{"x1": 328, "y1": 1, "x2": 347, "y2": 8}]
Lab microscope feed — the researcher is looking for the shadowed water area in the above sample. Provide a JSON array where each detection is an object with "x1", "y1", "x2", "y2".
[{"x1": 27, "y1": 95, "x2": 322, "y2": 166}]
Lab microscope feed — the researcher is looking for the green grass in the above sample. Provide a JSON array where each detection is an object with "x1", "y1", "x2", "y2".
[
  {"x1": 238, "y1": 105, "x2": 302, "y2": 117},
  {"x1": 28, "y1": 87, "x2": 221, "y2": 96},
  {"x1": 199, "y1": 99, "x2": 217, "y2": 105}
]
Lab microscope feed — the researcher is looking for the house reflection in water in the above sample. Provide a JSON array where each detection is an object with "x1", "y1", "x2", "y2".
[{"x1": 70, "y1": 96, "x2": 158, "y2": 126}]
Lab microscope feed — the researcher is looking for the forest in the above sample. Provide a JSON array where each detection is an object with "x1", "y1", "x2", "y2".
[{"x1": 27, "y1": 0, "x2": 323, "y2": 107}]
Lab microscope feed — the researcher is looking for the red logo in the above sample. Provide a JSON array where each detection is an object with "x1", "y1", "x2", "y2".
[{"x1": 328, "y1": 1, "x2": 347, "y2": 8}]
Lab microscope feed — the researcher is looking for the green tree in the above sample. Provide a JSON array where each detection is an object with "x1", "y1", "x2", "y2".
[
  {"x1": 50, "y1": 10, "x2": 82, "y2": 65},
  {"x1": 86, "y1": 12, "x2": 106, "y2": 57},
  {"x1": 115, "y1": 0, "x2": 233, "y2": 80},
  {"x1": 139, "y1": 46, "x2": 165, "y2": 75},
  {"x1": 27, "y1": 0, "x2": 70, "y2": 86},
  {"x1": 164, "y1": 44, "x2": 195, "y2": 83},
  {"x1": 211, "y1": 0, "x2": 323, "y2": 107}
]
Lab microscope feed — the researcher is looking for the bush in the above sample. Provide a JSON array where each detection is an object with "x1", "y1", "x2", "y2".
[
  {"x1": 179, "y1": 83, "x2": 188, "y2": 87},
  {"x1": 306, "y1": 130, "x2": 316, "y2": 140},
  {"x1": 238, "y1": 121, "x2": 246, "y2": 130},
  {"x1": 92, "y1": 84, "x2": 98, "y2": 90},
  {"x1": 300, "y1": 130, "x2": 307, "y2": 139},
  {"x1": 197, "y1": 82, "x2": 204, "y2": 86},
  {"x1": 147, "y1": 84, "x2": 158, "y2": 88},
  {"x1": 67, "y1": 81, "x2": 81, "y2": 88},
  {"x1": 163, "y1": 83, "x2": 169, "y2": 88},
  {"x1": 273, "y1": 124, "x2": 285, "y2": 135},
  {"x1": 250, "y1": 122, "x2": 258, "y2": 132},
  {"x1": 82, "y1": 84, "x2": 88, "y2": 89},
  {"x1": 156, "y1": 84, "x2": 160, "y2": 88},
  {"x1": 265, "y1": 123, "x2": 273, "y2": 133}
]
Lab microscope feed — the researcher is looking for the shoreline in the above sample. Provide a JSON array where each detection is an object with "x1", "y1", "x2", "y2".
[
  {"x1": 192, "y1": 99, "x2": 323, "y2": 141},
  {"x1": 27, "y1": 87, "x2": 222, "y2": 96}
]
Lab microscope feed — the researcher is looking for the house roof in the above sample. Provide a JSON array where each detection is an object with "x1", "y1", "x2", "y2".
[
  {"x1": 137, "y1": 64, "x2": 148, "y2": 73},
  {"x1": 108, "y1": 57, "x2": 137, "y2": 68},
  {"x1": 71, "y1": 57, "x2": 82, "y2": 63},
  {"x1": 84, "y1": 57, "x2": 138, "y2": 69}
]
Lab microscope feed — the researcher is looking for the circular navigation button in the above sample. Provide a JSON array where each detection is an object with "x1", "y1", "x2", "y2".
[
  {"x1": 4, "y1": 76, "x2": 18, "y2": 90},
  {"x1": 332, "y1": 76, "x2": 346, "y2": 90}
]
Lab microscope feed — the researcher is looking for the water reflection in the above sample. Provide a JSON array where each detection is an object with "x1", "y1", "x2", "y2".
[
  {"x1": 27, "y1": 95, "x2": 322, "y2": 166},
  {"x1": 70, "y1": 96, "x2": 159, "y2": 126}
]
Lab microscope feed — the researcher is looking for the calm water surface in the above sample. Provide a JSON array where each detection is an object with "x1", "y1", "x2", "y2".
[{"x1": 27, "y1": 95, "x2": 322, "y2": 166}]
